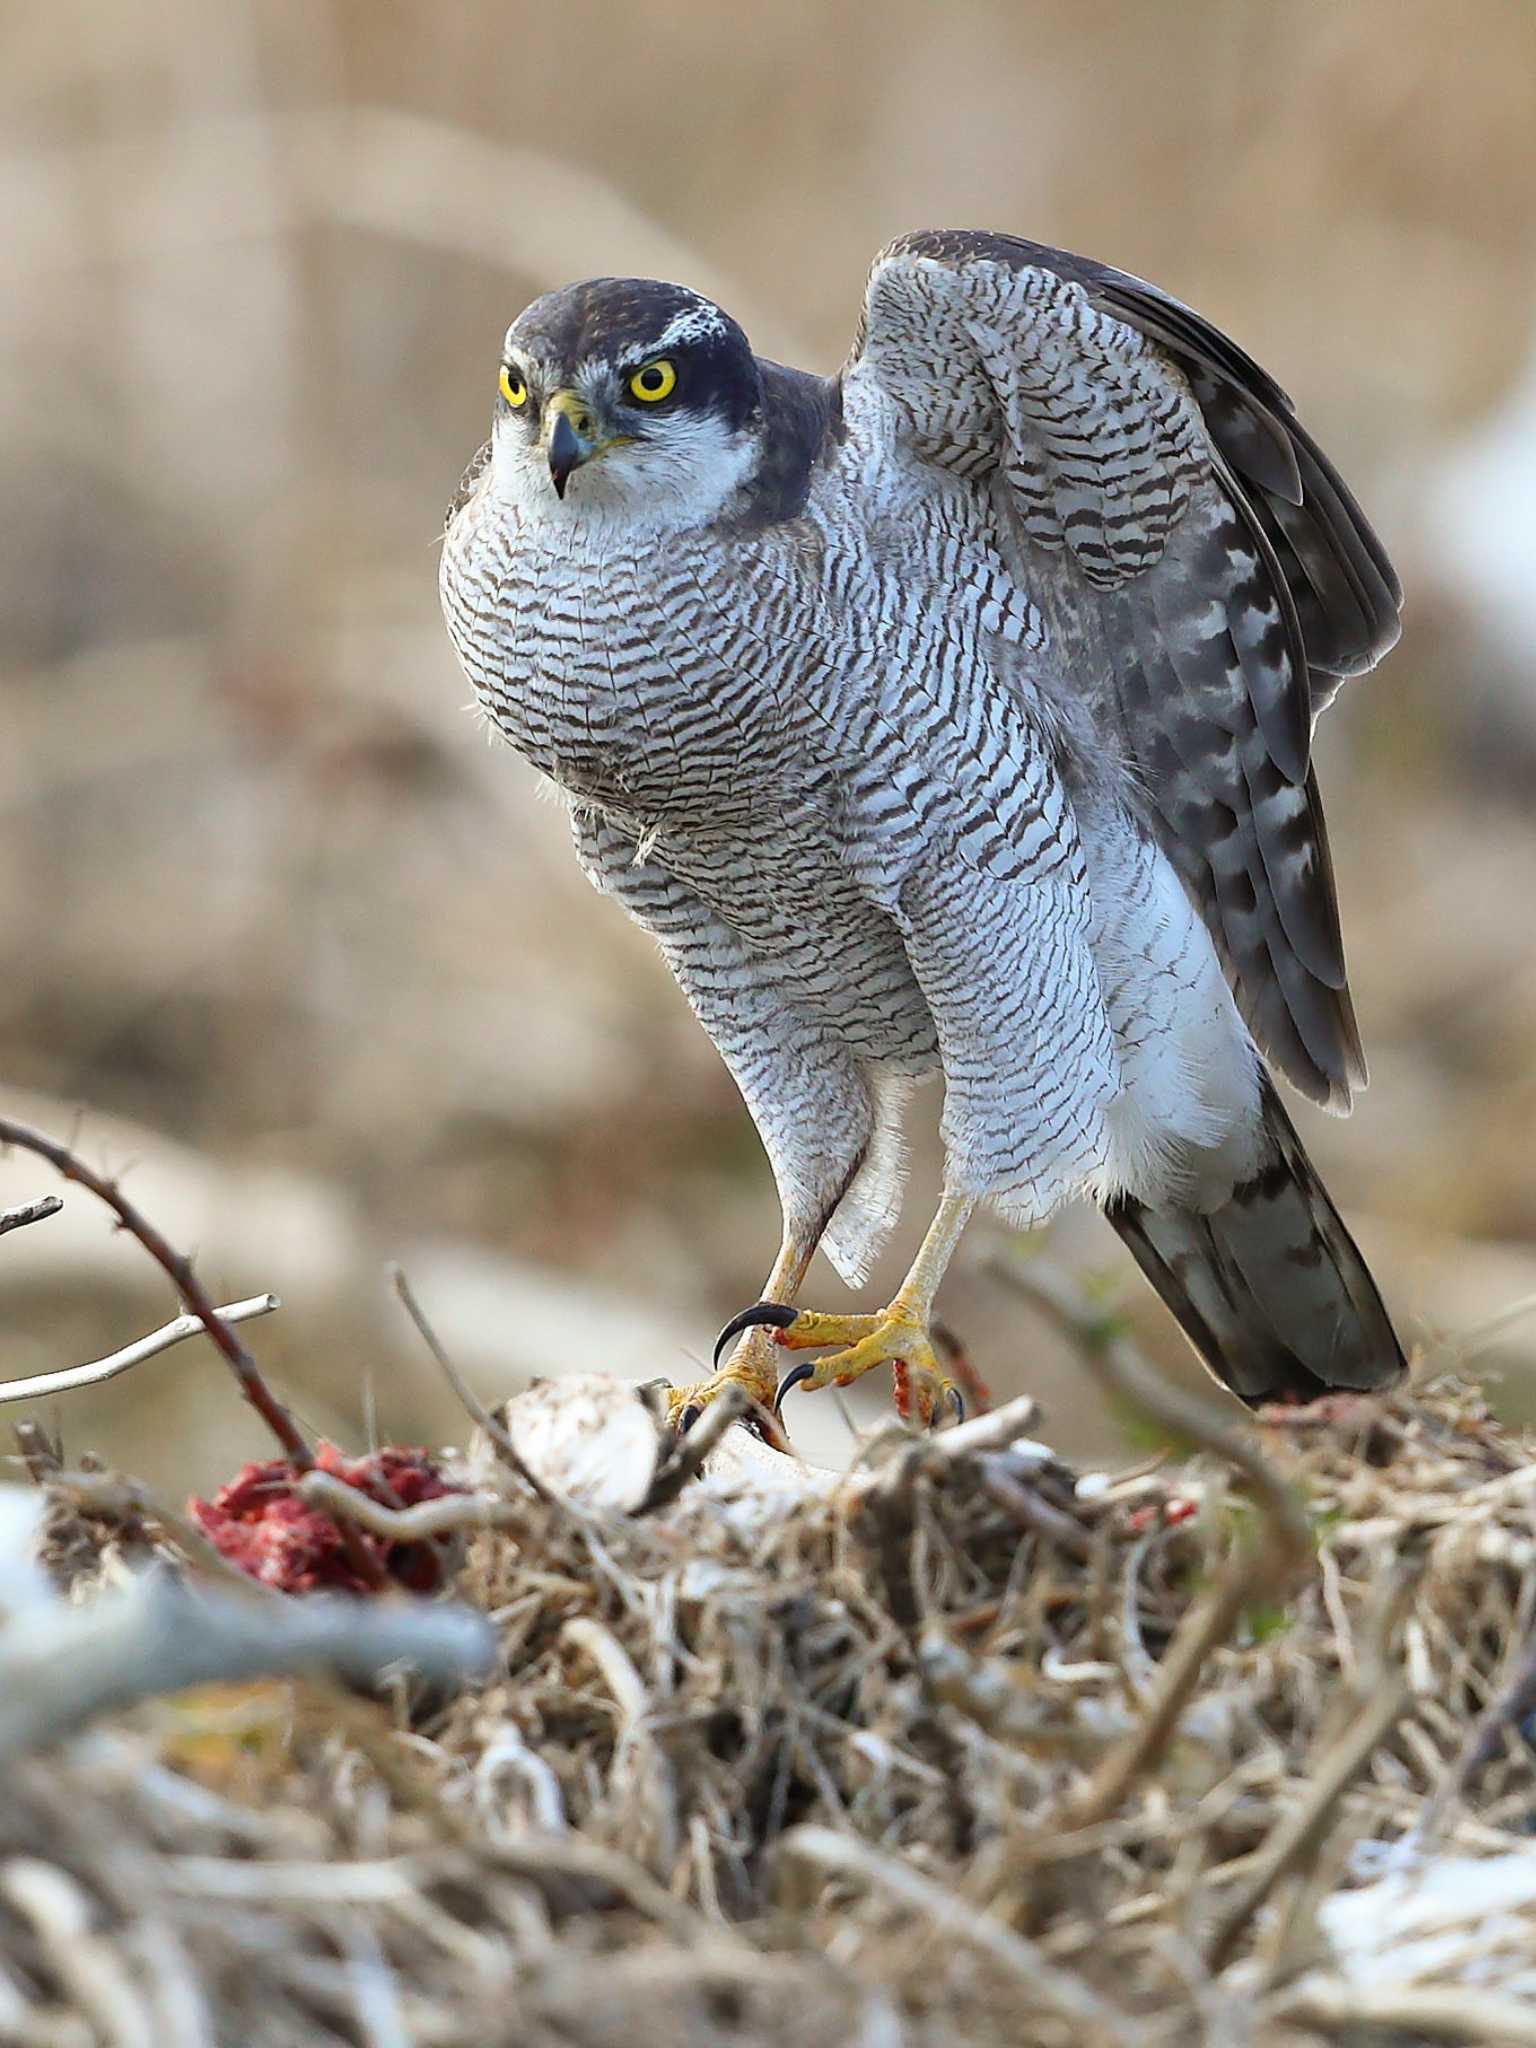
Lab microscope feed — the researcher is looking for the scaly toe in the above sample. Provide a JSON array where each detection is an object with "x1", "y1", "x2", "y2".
[
  {"x1": 664, "y1": 1370, "x2": 773, "y2": 1434},
  {"x1": 769, "y1": 1308, "x2": 885, "y2": 1353},
  {"x1": 768, "y1": 1302, "x2": 962, "y2": 1427},
  {"x1": 898, "y1": 1352, "x2": 962, "y2": 1430},
  {"x1": 667, "y1": 1325, "x2": 786, "y2": 1444}
]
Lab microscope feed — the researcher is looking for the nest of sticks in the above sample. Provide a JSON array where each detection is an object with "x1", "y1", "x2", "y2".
[
  {"x1": 5, "y1": 1124, "x2": 1536, "y2": 2046},
  {"x1": 4, "y1": 1351, "x2": 1536, "y2": 2046}
]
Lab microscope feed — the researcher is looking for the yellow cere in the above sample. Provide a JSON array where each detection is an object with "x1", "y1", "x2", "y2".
[
  {"x1": 499, "y1": 366, "x2": 528, "y2": 408},
  {"x1": 628, "y1": 359, "x2": 677, "y2": 403}
]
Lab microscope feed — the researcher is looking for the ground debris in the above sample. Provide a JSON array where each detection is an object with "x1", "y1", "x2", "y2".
[{"x1": 3, "y1": 1373, "x2": 1536, "y2": 2045}]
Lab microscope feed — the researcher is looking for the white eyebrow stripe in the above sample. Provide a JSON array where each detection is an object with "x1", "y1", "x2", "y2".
[
  {"x1": 652, "y1": 299, "x2": 732, "y2": 351},
  {"x1": 499, "y1": 294, "x2": 732, "y2": 385}
]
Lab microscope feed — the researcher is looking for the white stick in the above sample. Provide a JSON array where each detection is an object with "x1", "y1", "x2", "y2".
[
  {"x1": 0, "y1": 1293, "x2": 280, "y2": 1406},
  {"x1": 0, "y1": 1572, "x2": 495, "y2": 1756},
  {"x1": 0, "y1": 1195, "x2": 63, "y2": 1238}
]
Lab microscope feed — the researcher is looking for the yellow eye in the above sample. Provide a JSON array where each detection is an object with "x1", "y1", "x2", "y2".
[
  {"x1": 499, "y1": 366, "x2": 528, "y2": 409},
  {"x1": 628, "y1": 359, "x2": 677, "y2": 404}
]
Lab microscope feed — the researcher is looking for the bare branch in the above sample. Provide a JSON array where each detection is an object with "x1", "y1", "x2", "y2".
[
  {"x1": 630, "y1": 1382, "x2": 749, "y2": 1516},
  {"x1": 988, "y1": 1254, "x2": 1314, "y2": 1829},
  {"x1": 388, "y1": 1263, "x2": 557, "y2": 1506},
  {"x1": 0, "y1": 1116, "x2": 308, "y2": 1464},
  {"x1": 1205, "y1": 1672, "x2": 1411, "y2": 1972},
  {"x1": 0, "y1": 1194, "x2": 63, "y2": 1238},
  {"x1": 0, "y1": 1568, "x2": 496, "y2": 1757},
  {"x1": 296, "y1": 1469, "x2": 522, "y2": 1543},
  {"x1": 0, "y1": 1294, "x2": 280, "y2": 1408},
  {"x1": 1417, "y1": 1612, "x2": 1536, "y2": 1848}
]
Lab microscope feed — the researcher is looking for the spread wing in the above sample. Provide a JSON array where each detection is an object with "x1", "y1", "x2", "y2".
[{"x1": 851, "y1": 230, "x2": 1402, "y2": 1109}]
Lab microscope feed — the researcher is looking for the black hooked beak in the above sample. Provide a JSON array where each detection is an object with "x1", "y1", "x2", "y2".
[{"x1": 546, "y1": 410, "x2": 585, "y2": 500}]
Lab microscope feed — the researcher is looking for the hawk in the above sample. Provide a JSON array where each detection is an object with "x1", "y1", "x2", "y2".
[{"x1": 440, "y1": 230, "x2": 1405, "y2": 1431}]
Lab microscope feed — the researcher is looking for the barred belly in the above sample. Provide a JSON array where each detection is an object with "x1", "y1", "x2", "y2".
[
  {"x1": 645, "y1": 816, "x2": 940, "y2": 1074},
  {"x1": 443, "y1": 488, "x2": 939, "y2": 1072}
]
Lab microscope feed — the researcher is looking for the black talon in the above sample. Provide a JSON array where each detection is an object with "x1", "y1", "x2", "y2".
[
  {"x1": 773, "y1": 1360, "x2": 818, "y2": 1414},
  {"x1": 712, "y1": 1299, "x2": 798, "y2": 1368},
  {"x1": 676, "y1": 1401, "x2": 703, "y2": 1435},
  {"x1": 946, "y1": 1385, "x2": 966, "y2": 1426}
]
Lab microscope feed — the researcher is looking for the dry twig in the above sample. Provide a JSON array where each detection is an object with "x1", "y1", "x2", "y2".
[
  {"x1": 979, "y1": 1462, "x2": 1095, "y2": 1563},
  {"x1": 11, "y1": 1417, "x2": 62, "y2": 1485},
  {"x1": 631, "y1": 1381, "x2": 749, "y2": 1515},
  {"x1": 1205, "y1": 1673, "x2": 1412, "y2": 1971},
  {"x1": 990, "y1": 1253, "x2": 1314, "y2": 1828},
  {"x1": 389, "y1": 1263, "x2": 558, "y2": 1506},
  {"x1": 296, "y1": 1470, "x2": 523, "y2": 1543},
  {"x1": 777, "y1": 1825, "x2": 1133, "y2": 2044},
  {"x1": 51, "y1": 1468, "x2": 272, "y2": 1590},
  {"x1": 0, "y1": 1194, "x2": 64, "y2": 1238},
  {"x1": 2, "y1": 1344, "x2": 1533, "y2": 2041},
  {"x1": 1277, "y1": 1978, "x2": 1536, "y2": 2045},
  {"x1": 0, "y1": 1294, "x2": 280, "y2": 1408},
  {"x1": 1417, "y1": 1616, "x2": 1536, "y2": 1848},
  {"x1": 0, "y1": 1116, "x2": 306, "y2": 1463},
  {"x1": 0, "y1": 1569, "x2": 495, "y2": 1756}
]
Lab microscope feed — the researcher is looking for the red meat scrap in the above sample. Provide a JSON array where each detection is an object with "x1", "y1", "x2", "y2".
[{"x1": 190, "y1": 1442, "x2": 464, "y2": 1594}]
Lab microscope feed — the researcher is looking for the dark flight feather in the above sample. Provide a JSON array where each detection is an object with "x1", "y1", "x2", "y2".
[{"x1": 859, "y1": 229, "x2": 1403, "y2": 1107}]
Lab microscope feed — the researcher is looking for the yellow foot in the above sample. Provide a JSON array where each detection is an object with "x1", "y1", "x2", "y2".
[
  {"x1": 714, "y1": 1298, "x2": 964, "y2": 1428},
  {"x1": 663, "y1": 1328, "x2": 790, "y2": 1447}
]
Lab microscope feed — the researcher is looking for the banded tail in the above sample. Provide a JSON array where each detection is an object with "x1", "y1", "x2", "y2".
[{"x1": 1106, "y1": 1076, "x2": 1405, "y2": 1404}]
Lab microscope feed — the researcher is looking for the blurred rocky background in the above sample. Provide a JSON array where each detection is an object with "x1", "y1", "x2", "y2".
[{"x1": 3, "y1": 0, "x2": 1535, "y2": 1490}]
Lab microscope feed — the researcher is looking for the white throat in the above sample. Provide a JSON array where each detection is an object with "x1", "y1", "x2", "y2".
[{"x1": 490, "y1": 414, "x2": 761, "y2": 541}]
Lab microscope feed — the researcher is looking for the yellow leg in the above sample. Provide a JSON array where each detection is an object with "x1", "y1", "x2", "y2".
[
  {"x1": 665, "y1": 1224, "x2": 819, "y2": 1436},
  {"x1": 724, "y1": 1193, "x2": 977, "y2": 1428}
]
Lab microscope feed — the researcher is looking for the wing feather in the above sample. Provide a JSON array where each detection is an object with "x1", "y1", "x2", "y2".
[{"x1": 852, "y1": 230, "x2": 1400, "y2": 1107}]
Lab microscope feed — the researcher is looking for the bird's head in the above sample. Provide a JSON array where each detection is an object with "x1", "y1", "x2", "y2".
[{"x1": 489, "y1": 278, "x2": 764, "y2": 531}]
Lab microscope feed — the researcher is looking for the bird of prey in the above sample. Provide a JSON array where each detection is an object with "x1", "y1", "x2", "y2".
[{"x1": 440, "y1": 230, "x2": 1406, "y2": 1432}]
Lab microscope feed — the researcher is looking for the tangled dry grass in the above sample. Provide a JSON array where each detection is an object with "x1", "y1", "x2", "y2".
[{"x1": 8, "y1": 1317, "x2": 1536, "y2": 2045}]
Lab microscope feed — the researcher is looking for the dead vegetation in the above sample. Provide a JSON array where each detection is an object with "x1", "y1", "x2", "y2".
[
  {"x1": 4, "y1": 1115, "x2": 1536, "y2": 2043},
  {"x1": 5, "y1": 2, "x2": 1536, "y2": 1508},
  {"x1": 8, "y1": 1245, "x2": 1536, "y2": 2043}
]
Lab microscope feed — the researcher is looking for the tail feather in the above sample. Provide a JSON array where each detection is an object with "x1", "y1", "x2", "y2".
[{"x1": 1105, "y1": 1075, "x2": 1404, "y2": 1404}]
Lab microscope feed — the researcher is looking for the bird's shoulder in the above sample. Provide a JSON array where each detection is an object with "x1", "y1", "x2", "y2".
[{"x1": 724, "y1": 360, "x2": 845, "y2": 534}]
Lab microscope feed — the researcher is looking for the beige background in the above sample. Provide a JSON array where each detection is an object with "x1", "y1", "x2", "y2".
[{"x1": 3, "y1": 0, "x2": 1535, "y2": 1489}]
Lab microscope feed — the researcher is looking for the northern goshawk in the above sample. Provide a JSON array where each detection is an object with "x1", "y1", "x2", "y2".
[{"x1": 440, "y1": 230, "x2": 1405, "y2": 1431}]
